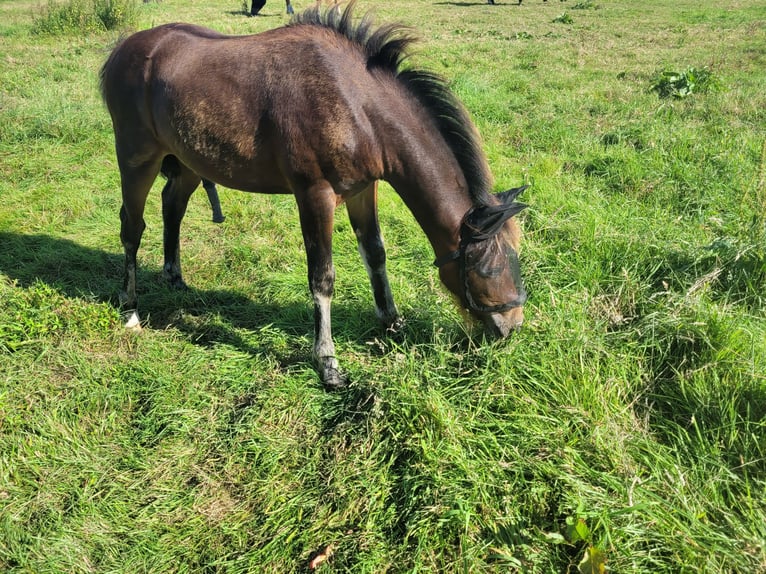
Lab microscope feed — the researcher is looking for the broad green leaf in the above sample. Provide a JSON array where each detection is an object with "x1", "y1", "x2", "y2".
[{"x1": 578, "y1": 546, "x2": 607, "y2": 574}]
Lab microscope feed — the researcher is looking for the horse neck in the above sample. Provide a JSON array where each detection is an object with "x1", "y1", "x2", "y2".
[{"x1": 384, "y1": 138, "x2": 476, "y2": 263}]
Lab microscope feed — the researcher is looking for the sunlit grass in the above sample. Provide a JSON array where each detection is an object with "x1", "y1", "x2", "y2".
[{"x1": 1, "y1": 0, "x2": 765, "y2": 572}]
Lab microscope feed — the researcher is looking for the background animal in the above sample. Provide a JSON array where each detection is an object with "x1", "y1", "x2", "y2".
[
  {"x1": 251, "y1": 0, "x2": 339, "y2": 16},
  {"x1": 201, "y1": 179, "x2": 225, "y2": 223}
]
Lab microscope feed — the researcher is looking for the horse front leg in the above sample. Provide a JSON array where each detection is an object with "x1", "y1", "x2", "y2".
[
  {"x1": 295, "y1": 182, "x2": 346, "y2": 389},
  {"x1": 346, "y1": 181, "x2": 402, "y2": 332},
  {"x1": 160, "y1": 161, "x2": 201, "y2": 289},
  {"x1": 285, "y1": 0, "x2": 294, "y2": 14}
]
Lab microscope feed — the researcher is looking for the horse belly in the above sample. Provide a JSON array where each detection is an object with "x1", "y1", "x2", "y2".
[{"x1": 151, "y1": 86, "x2": 289, "y2": 193}]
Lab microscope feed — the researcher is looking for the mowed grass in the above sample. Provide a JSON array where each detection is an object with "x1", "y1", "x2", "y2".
[{"x1": 1, "y1": 0, "x2": 765, "y2": 572}]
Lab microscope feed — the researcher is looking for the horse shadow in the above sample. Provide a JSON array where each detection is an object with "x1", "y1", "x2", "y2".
[{"x1": 0, "y1": 231, "x2": 383, "y2": 371}]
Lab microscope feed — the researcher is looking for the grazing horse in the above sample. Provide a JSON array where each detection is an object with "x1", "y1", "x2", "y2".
[
  {"x1": 251, "y1": 0, "x2": 338, "y2": 16},
  {"x1": 99, "y1": 2, "x2": 528, "y2": 388}
]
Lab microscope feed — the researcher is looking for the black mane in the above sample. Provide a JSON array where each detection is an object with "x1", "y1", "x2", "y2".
[{"x1": 290, "y1": 2, "x2": 494, "y2": 206}]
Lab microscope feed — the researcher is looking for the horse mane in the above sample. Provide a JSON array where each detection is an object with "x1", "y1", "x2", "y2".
[{"x1": 290, "y1": 2, "x2": 494, "y2": 206}]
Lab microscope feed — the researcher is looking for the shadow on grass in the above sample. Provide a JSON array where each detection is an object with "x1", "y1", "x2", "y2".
[{"x1": 0, "y1": 231, "x2": 392, "y2": 371}]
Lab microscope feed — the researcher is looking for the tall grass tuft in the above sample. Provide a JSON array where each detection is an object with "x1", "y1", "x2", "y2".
[{"x1": 32, "y1": 0, "x2": 138, "y2": 34}]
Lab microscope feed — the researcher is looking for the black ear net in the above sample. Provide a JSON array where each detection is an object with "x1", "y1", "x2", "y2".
[{"x1": 463, "y1": 185, "x2": 529, "y2": 243}]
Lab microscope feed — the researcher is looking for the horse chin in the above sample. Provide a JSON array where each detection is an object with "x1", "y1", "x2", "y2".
[
  {"x1": 481, "y1": 307, "x2": 524, "y2": 339},
  {"x1": 451, "y1": 293, "x2": 524, "y2": 339}
]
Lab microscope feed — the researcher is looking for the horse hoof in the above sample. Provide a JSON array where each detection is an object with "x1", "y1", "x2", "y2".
[
  {"x1": 385, "y1": 316, "x2": 406, "y2": 335},
  {"x1": 212, "y1": 215, "x2": 226, "y2": 224},
  {"x1": 322, "y1": 367, "x2": 349, "y2": 390},
  {"x1": 166, "y1": 277, "x2": 187, "y2": 290},
  {"x1": 163, "y1": 267, "x2": 188, "y2": 290},
  {"x1": 287, "y1": 6, "x2": 294, "y2": 14}
]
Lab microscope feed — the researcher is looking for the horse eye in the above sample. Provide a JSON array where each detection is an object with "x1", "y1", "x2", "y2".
[
  {"x1": 474, "y1": 264, "x2": 505, "y2": 278},
  {"x1": 465, "y1": 240, "x2": 507, "y2": 277}
]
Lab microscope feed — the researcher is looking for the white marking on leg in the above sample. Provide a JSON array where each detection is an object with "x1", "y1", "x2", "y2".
[
  {"x1": 124, "y1": 310, "x2": 142, "y2": 331},
  {"x1": 356, "y1": 241, "x2": 374, "y2": 277},
  {"x1": 313, "y1": 292, "x2": 336, "y2": 361}
]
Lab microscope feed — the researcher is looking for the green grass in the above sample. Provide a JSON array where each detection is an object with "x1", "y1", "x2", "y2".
[{"x1": 1, "y1": 0, "x2": 765, "y2": 572}]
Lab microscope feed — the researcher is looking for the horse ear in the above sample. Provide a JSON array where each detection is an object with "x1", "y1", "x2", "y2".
[
  {"x1": 506, "y1": 202, "x2": 528, "y2": 217},
  {"x1": 496, "y1": 184, "x2": 529, "y2": 205}
]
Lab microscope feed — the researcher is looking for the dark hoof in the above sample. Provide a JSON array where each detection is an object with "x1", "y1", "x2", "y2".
[
  {"x1": 166, "y1": 275, "x2": 188, "y2": 290},
  {"x1": 322, "y1": 367, "x2": 349, "y2": 390},
  {"x1": 212, "y1": 215, "x2": 226, "y2": 224},
  {"x1": 287, "y1": 6, "x2": 294, "y2": 14},
  {"x1": 382, "y1": 316, "x2": 406, "y2": 343},
  {"x1": 385, "y1": 316, "x2": 406, "y2": 335}
]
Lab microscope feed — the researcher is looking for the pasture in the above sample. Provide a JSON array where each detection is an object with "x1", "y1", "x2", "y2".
[{"x1": 1, "y1": 0, "x2": 765, "y2": 571}]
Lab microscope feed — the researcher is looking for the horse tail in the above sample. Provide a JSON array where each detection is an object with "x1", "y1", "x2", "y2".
[
  {"x1": 160, "y1": 155, "x2": 181, "y2": 180},
  {"x1": 99, "y1": 34, "x2": 133, "y2": 106}
]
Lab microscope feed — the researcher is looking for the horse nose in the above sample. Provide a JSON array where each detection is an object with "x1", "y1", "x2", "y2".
[{"x1": 483, "y1": 308, "x2": 524, "y2": 338}]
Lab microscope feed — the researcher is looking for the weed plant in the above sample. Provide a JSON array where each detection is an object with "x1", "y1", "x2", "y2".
[
  {"x1": 1, "y1": 0, "x2": 765, "y2": 572},
  {"x1": 650, "y1": 67, "x2": 720, "y2": 99}
]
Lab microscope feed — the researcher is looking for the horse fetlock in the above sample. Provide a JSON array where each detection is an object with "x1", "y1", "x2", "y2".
[
  {"x1": 375, "y1": 302, "x2": 400, "y2": 325},
  {"x1": 118, "y1": 288, "x2": 137, "y2": 309}
]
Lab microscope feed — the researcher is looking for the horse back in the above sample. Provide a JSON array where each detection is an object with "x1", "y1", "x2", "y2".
[{"x1": 101, "y1": 22, "x2": 391, "y2": 195}]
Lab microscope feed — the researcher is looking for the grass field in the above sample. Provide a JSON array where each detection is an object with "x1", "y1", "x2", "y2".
[{"x1": 1, "y1": 0, "x2": 765, "y2": 571}]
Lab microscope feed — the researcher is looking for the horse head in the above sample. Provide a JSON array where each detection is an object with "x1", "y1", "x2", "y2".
[{"x1": 435, "y1": 185, "x2": 528, "y2": 337}]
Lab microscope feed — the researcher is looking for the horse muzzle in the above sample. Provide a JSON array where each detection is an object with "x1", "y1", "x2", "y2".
[{"x1": 481, "y1": 305, "x2": 524, "y2": 338}]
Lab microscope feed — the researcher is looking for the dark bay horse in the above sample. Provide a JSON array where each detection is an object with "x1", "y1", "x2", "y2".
[{"x1": 100, "y1": 2, "x2": 528, "y2": 388}]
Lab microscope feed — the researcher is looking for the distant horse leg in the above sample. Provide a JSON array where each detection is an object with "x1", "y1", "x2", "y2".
[
  {"x1": 202, "y1": 179, "x2": 225, "y2": 223},
  {"x1": 295, "y1": 181, "x2": 346, "y2": 389},
  {"x1": 117, "y1": 155, "x2": 162, "y2": 327},
  {"x1": 160, "y1": 158, "x2": 201, "y2": 289},
  {"x1": 285, "y1": 0, "x2": 294, "y2": 14},
  {"x1": 346, "y1": 182, "x2": 401, "y2": 331},
  {"x1": 250, "y1": 0, "x2": 266, "y2": 16}
]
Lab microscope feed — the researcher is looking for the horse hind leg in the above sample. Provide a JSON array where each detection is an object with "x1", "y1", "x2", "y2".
[
  {"x1": 117, "y1": 154, "x2": 163, "y2": 327},
  {"x1": 160, "y1": 156, "x2": 201, "y2": 290},
  {"x1": 345, "y1": 182, "x2": 402, "y2": 332}
]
